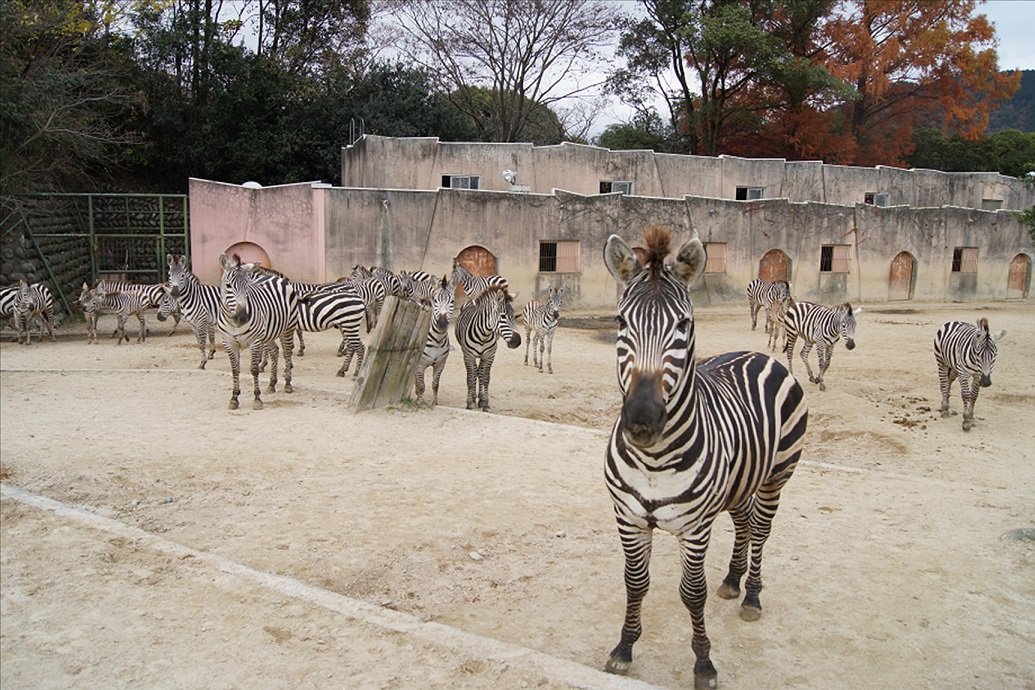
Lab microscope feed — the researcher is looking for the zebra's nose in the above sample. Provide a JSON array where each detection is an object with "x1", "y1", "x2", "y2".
[
  {"x1": 622, "y1": 372, "x2": 666, "y2": 448},
  {"x1": 507, "y1": 333, "x2": 522, "y2": 349},
  {"x1": 170, "y1": 286, "x2": 180, "y2": 298},
  {"x1": 979, "y1": 374, "x2": 992, "y2": 387},
  {"x1": 844, "y1": 338, "x2": 856, "y2": 350},
  {"x1": 233, "y1": 306, "x2": 248, "y2": 325}
]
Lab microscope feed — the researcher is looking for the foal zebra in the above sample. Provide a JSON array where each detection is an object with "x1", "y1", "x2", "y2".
[
  {"x1": 934, "y1": 318, "x2": 1006, "y2": 431},
  {"x1": 163, "y1": 254, "x2": 221, "y2": 368},
  {"x1": 783, "y1": 300, "x2": 861, "y2": 391},
  {"x1": 13, "y1": 281, "x2": 56, "y2": 344},
  {"x1": 454, "y1": 283, "x2": 521, "y2": 411},
  {"x1": 97, "y1": 278, "x2": 181, "y2": 335},
  {"x1": 413, "y1": 276, "x2": 455, "y2": 405},
  {"x1": 522, "y1": 285, "x2": 564, "y2": 374},
  {"x1": 217, "y1": 253, "x2": 299, "y2": 410},
  {"x1": 78, "y1": 283, "x2": 147, "y2": 344},
  {"x1": 602, "y1": 227, "x2": 808, "y2": 690},
  {"x1": 746, "y1": 278, "x2": 791, "y2": 333}
]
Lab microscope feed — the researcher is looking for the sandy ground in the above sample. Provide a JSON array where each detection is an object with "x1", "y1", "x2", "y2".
[{"x1": 1, "y1": 300, "x2": 1033, "y2": 690}]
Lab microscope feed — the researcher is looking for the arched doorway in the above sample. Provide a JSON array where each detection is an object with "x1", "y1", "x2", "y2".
[
  {"x1": 1007, "y1": 253, "x2": 1031, "y2": 299},
  {"x1": 224, "y1": 241, "x2": 271, "y2": 269},
  {"x1": 454, "y1": 245, "x2": 498, "y2": 301},
  {"x1": 758, "y1": 249, "x2": 791, "y2": 283},
  {"x1": 888, "y1": 251, "x2": 916, "y2": 301}
]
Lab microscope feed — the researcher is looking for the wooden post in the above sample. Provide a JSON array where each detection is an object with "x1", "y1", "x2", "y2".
[{"x1": 348, "y1": 296, "x2": 431, "y2": 412}]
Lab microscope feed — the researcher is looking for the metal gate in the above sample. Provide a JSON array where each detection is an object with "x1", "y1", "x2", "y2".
[{"x1": 3, "y1": 193, "x2": 189, "y2": 314}]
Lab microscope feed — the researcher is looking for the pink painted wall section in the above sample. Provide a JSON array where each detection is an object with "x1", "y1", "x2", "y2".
[{"x1": 188, "y1": 178, "x2": 326, "y2": 283}]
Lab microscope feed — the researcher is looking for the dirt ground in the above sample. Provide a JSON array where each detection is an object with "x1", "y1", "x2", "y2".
[{"x1": 1, "y1": 299, "x2": 1033, "y2": 690}]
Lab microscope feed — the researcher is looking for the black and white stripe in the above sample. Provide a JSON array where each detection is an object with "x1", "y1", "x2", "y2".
[
  {"x1": 522, "y1": 285, "x2": 564, "y2": 374},
  {"x1": 78, "y1": 282, "x2": 147, "y2": 344},
  {"x1": 934, "y1": 318, "x2": 1006, "y2": 431},
  {"x1": 746, "y1": 278, "x2": 791, "y2": 333},
  {"x1": 413, "y1": 276, "x2": 455, "y2": 405},
  {"x1": 601, "y1": 228, "x2": 808, "y2": 689},
  {"x1": 97, "y1": 278, "x2": 181, "y2": 335},
  {"x1": 217, "y1": 253, "x2": 299, "y2": 410},
  {"x1": 13, "y1": 280, "x2": 56, "y2": 345},
  {"x1": 2, "y1": 285, "x2": 20, "y2": 336},
  {"x1": 340, "y1": 273, "x2": 387, "y2": 333},
  {"x1": 454, "y1": 283, "x2": 521, "y2": 411},
  {"x1": 450, "y1": 260, "x2": 509, "y2": 305},
  {"x1": 163, "y1": 254, "x2": 221, "y2": 368},
  {"x1": 783, "y1": 300, "x2": 861, "y2": 391},
  {"x1": 294, "y1": 286, "x2": 367, "y2": 378},
  {"x1": 400, "y1": 269, "x2": 437, "y2": 305}
]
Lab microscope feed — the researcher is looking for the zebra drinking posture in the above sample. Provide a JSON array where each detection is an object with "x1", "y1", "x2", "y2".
[
  {"x1": 12, "y1": 281, "x2": 56, "y2": 344},
  {"x1": 78, "y1": 283, "x2": 147, "y2": 344},
  {"x1": 217, "y1": 253, "x2": 299, "y2": 410},
  {"x1": 454, "y1": 283, "x2": 521, "y2": 411},
  {"x1": 163, "y1": 254, "x2": 221, "y2": 367},
  {"x1": 602, "y1": 228, "x2": 808, "y2": 690},
  {"x1": 522, "y1": 285, "x2": 564, "y2": 374},
  {"x1": 783, "y1": 300, "x2": 861, "y2": 391},
  {"x1": 934, "y1": 318, "x2": 1006, "y2": 431},
  {"x1": 746, "y1": 278, "x2": 791, "y2": 333},
  {"x1": 413, "y1": 276, "x2": 455, "y2": 405}
]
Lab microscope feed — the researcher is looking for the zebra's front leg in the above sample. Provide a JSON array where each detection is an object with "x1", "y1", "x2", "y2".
[
  {"x1": 225, "y1": 344, "x2": 242, "y2": 410},
  {"x1": 605, "y1": 527, "x2": 653, "y2": 677},
  {"x1": 816, "y1": 343, "x2": 835, "y2": 391},
  {"x1": 523, "y1": 327, "x2": 532, "y2": 365},
  {"x1": 478, "y1": 359, "x2": 493, "y2": 412},
  {"x1": 718, "y1": 500, "x2": 753, "y2": 603},
  {"x1": 799, "y1": 342, "x2": 817, "y2": 384},
  {"x1": 750, "y1": 302, "x2": 760, "y2": 331},
  {"x1": 136, "y1": 313, "x2": 146, "y2": 342},
  {"x1": 960, "y1": 373, "x2": 977, "y2": 431},
  {"x1": 116, "y1": 315, "x2": 129, "y2": 344},
  {"x1": 463, "y1": 353, "x2": 479, "y2": 409},
  {"x1": 192, "y1": 325, "x2": 207, "y2": 369},
  {"x1": 296, "y1": 330, "x2": 306, "y2": 357},
  {"x1": 414, "y1": 364, "x2": 427, "y2": 403},
  {"x1": 265, "y1": 342, "x2": 281, "y2": 394},
  {"x1": 679, "y1": 530, "x2": 718, "y2": 690},
  {"x1": 545, "y1": 332, "x2": 555, "y2": 374},
  {"x1": 431, "y1": 358, "x2": 446, "y2": 406},
  {"x1": 281, "y1": 331, "x2": 294, "y2": 393}
]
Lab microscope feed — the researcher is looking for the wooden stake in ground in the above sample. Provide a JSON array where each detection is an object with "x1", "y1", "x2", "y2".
[{"x1": 348, "y1": 296, "x2": 430, "y2": 412}]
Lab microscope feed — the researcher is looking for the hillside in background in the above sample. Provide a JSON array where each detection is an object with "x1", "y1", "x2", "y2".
[{"x1": 988, "y1": 70, "x2": 1034, "y2": 133}]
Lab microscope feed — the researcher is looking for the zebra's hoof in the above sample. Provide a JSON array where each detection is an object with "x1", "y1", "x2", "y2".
[
  {"x1": 818, "y1": 382, "x2": 827, "y2": 391},
  {"x1": 336, "y1": 370, "x2": 346, "y2": 377},
  {"x1": 940, "y1": 409, "x2": 950, "y2": 418},
  {"x1": 253, "y1": 399, "x2": 264, "y2": 410},
  {"x1": 962, "y1": 421, "x2": 972, "y2": 432},
  {"x1": 717, "y1": 581, "x2": 740, "y2": 599},
  {"x1": 694, "y1": 672, "x2": 718, "y2": 690},
  {"x1": 740, "y1": 604, "x2": 762, "y2": 622},
  {"x1": 285, "y1": 383, "x2": 293, "y2": 393},
  {"x1": 604, "y1": 656, "x2": 630, "y2": 675},
  {"x1": 228, "y1": 400, "x2": 239, "y2": 410},
  {"x1": 198, "y1": 362, "x2": 206, "y2": 370}
]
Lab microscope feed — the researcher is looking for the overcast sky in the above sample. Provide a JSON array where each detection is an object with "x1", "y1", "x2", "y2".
[{"x1": 982, "y1": 0, "x2": 1035, "y2": 71}]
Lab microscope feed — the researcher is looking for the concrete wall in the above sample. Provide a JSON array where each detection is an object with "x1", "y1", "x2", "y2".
[
  {"x1": 189, "y1": 179, "x2": 327, "y2": 283},
  {"x1": 341, "y1": 135, "x2": 1035, "y2": 210},
  {"x1": 189, "y1": 177, "x2": 1034, "y2": 309}
]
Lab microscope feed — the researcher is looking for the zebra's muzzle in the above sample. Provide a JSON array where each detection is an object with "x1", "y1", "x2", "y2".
[
  {"x1": 621, "y1": 372, "x2": 667, "y2": 448},
  {"x1": 170, "y1": 286, "x2": 181, "y2": 298},
  {"x1": 845, "y1": 338, "x2": 856, "y2": 350},
  {"x1": 232, "y1": 306, "x2": 249, "y2": 326},
  {"x1": 980, "y1": 374, "x2": 992, "y2": 387},
  {"x1": 506, "y1": 333, "x2": 522, "y2": 349}
]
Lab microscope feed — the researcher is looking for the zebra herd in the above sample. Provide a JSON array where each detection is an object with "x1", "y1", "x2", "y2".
[{"x1": 600, "y1": 228, "x2": 1010, "y2": 688}]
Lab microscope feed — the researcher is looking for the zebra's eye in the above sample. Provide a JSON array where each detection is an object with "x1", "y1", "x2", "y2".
[
  {"x1": 615, "y1": 315, "x2": 627, "y2": 329},
  {"x1": 676, "y1": 318, "x2": 690, "y2": 332}
]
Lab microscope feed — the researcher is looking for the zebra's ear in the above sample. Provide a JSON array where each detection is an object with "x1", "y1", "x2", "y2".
[
  {"x1": 219, "y1": 253, "x2": 231, "y2": 270},
  {"x1": 853, "y1": 306, "x2": 863, "y2": 316},
  {"x1": 992, "y1": 329, "x2": 1007, "y2": 342},
  {"x1": 604, "y1": 235, "x2": 643, "y2": 283},
  {"x1": 672, "y1": 237, "x2": 707, "y2": 287},
  {"x1": 167, "y1": 253, "x2": 174, "y2": 266}
]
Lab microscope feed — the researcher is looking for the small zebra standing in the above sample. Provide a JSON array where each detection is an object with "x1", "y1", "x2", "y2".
[
  {"x1": 78, "y1": 283, "x2": 148, "y2": 344},
  {"x1": 934, "y1": 318, "x2": 1006, "y2": 432},
  {"x1": 96, "y1": 278, "x2": 181, "y2": 335},
  {"x1": 783, "y1": 300, "x2": 861, "y2": 391},
  {"x1": 162, "y1": 254, "x2": 221, "y2": 368},
  {"x1": 767, "y1": 294, "x2": 795, "y2": 353},
  {"x1": 601, "y1": 227, "x2": 807, "y2": 690},
  {"x1": 13, "y1": 280, "x2": 56, "y2": 345},
  {"x1": 522, "y1": 285, "x2": 564, "y2": 374},
  {"x1": 413, "y1": 276, "x2": 455, "y2": 405},
  {"x1": 217, "y1": 253, "x2": 299, "y2": 410},
  {"x1": 454, "y1": 283, "x2": 521, "y2": 411},
  {"x1": 746, "y1": 278, "x2": 791, "y2": 333}
]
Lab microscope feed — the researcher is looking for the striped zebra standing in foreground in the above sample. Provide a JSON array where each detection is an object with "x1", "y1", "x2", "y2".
[
  {"x1": 746, "y1": 278, "x2": 791, "y2": 333},
  {"x1": 78, "y1": 283, "x2": 147, "y2": 344},
  {"x1": 783, "y1": 300, "x2": 861, "y2": 391},
  {"x1": 13, "y1": 280, "x2": 57, "y2": 344},
  {"x1": 413, "y1": 276, "x2": 455, "y2": 405},
  {"x1": 294, "y1": 286, "x2": 367, "y2": 377},
  {"x1": 602, "y1": 227, "x2": 807, "y2": 690},
  {"x1": 522, "y1": 285, "x2": 564, "y2": 374},
  {"x1": 454, "y1": 283, "x2": 521, "y2": 411},
  {"x1": 934, "y1": 318, "x2": 1006, "y2": 431},
  {"x1": 162, "y1": 254, "x2": 221, "y2": 368},
  {"x1": 217, "y1": 253, "x2": 299, "y2": 410}
]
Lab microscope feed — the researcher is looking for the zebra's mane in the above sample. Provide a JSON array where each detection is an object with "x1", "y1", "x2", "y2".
[{"x1": 642, "y1": 226, "x2": 672, "y2": 280}]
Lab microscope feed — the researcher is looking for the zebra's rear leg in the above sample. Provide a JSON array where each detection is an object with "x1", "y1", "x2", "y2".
[{"x1": 738, "y1": 481, "x2": 792, "y2": 623}]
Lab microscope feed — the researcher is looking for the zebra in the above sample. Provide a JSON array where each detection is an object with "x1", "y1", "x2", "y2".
[
  {"x1": 454, "y1": 283, "x2": 521, "y2": 411},
  {"x1": 601, "y1": 227, "x2": 808, "y2": 690},
  {"x1": 294, "y1": 286, "x2": 367, "y2": 377},
  {"x1": 400, "y1": 269, "x2": 438, "y2": 305},
  {"x1": 413, "y1": 276, "x2": 455, "y2": 405},
  {"x1": 217, "y1": 253, "x2": 299, "y2": 410},
  {"x1": 783, "y1": 300, "x2": 861, "y2": 391},
  {"x1": 78, "y1": 283, "x2": 147, "y2": 344},
  {"x1": 934, "y1": 318, "x2": 1006, "y2": 432},
  {"x1": 340, "y1": 273, "x2": 387, "y2": 333},
  {"x1": 522, "y1": 285, "x2": 564, "y2": 374},
  {"x1": 96, "y1": 278, "x2": 181, "y2": 335},
  {"x1": 746, "y1": 278, "x2": 791, "y2": 333},
  {"x1": 13, "y1": 280, "x2": 57, "y2": 345},
  {"x1": 767, "y1": 295, "x2": 795, "y2": 353},
  {"x1": 2, "y1": 285, "x2": 21, "y2": 338},
  {"x1": 450, "y1": 259, "x2": 509, "y2": 305},
  {"x1": 163, "y1": 254, "x2": 221, "y2": 368}
]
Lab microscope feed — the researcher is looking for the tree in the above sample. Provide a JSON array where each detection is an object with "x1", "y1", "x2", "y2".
[
  {"x1": 820, "y1": 0, "x2": 1020, "y2": 166},
  {"x1": 387, "y1": 0, "x2": 624, "y2": 142},
  {"x1": 909, "y1": 128, "x2": 1035, "y2": 179}
]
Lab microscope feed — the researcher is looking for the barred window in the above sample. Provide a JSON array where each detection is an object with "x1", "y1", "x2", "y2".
[
  {"x1": 441, "y1": 174, "x2": 480, "y2": 189},
  {"x1": 865, "y1": 192, "x2": 890, "y2": 206},
  {"x1": 539, "y1": 240, "x2": 580, "y2": 272},
  {"x1": 952, "y1": 247, "x2": 978, "y2": 273},
  {"x1": 736, "y1": 186, "x2": 764, "y2": 200},
  {"x1": 599, "y1": 180, "x2": 633, "y2": 195},
  {"x1": 703, "y1": 242, "x2": 727, "y2": 273},
  {"x1": 820, "y1": 244, "x2": 851, "y2": 273}
]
